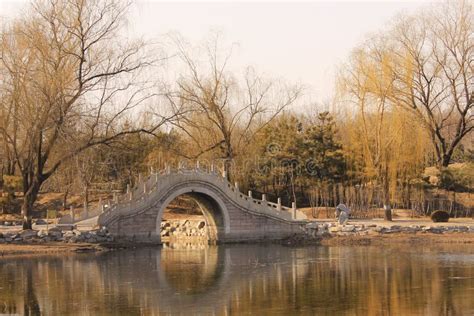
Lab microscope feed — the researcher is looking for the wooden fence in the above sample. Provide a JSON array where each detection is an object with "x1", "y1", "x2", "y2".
[{"x1": 307, "y1": 183, "x2": 473, "y2": 218}]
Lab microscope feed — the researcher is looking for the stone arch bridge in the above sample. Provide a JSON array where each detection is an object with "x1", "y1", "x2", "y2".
[{"x1": 98, "y1": 168, "x2": 308, "y2": 243}]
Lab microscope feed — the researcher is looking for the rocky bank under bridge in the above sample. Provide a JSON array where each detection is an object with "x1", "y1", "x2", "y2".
[{"x1": 0, "y1": 219, "x2": 473, "y2": 248}]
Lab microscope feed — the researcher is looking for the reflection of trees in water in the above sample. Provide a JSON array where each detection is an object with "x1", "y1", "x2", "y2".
[
  {"x1": 23, "y1": 267, "x2": 40, "y2": 316},
  {"x1": 0, "y1": 254, "x2": 145, "y2": 315},
  {"x1": 0, "y1": 245, "x2": 473, "y2": 314},
  {"x1": 0, "y1": 261, "x2": 21, "y2": 314},
  {"x1": 0, "y1": 260, "x2": 41, "y2": 315},
  {"x1": 224, "y1": 245, "x2": 473, "y2": 315}
]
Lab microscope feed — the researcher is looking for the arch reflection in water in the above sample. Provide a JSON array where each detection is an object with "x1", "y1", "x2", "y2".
[
  {"x1": 0, "y1": 244, "x2": 473, "y2": 315},
  {"x1": 158, "y1": 244, "x2": 226, "y2": 295}
]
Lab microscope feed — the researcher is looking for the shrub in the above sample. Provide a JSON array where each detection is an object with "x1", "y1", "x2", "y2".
[
  {"x1": 438, "y1": 164, "x2": 474, "y2": 192},
  {"x1": 2, "y1": 175, "x2": 23, "y2": 196},
  {"x1": 431, "y1": 210, "x2": 450, "y2": 223},
  {"x1": 0, "y1": 195, "x2": 20, "y2": 214}
]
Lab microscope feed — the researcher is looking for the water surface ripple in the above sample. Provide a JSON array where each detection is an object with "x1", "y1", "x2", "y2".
[{"x1": 1, "y1": 243, "x2": 473, "y2": 315}]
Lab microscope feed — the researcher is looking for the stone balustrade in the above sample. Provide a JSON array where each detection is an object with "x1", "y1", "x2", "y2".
[{"x1": 98, "y1": 166, "x2": 308, "y2": 242}]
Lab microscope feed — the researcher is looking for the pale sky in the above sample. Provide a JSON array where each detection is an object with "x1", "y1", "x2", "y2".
[{"x1": 1, "y1": 0, "x2": 435, "y2": 106}]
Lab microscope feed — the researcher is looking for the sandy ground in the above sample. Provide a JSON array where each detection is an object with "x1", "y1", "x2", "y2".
[
  {"x1": 329, "y1": 217, "x2": 474, "y2": 228},
  {"x1": 320, "y1": 232, "x2": 474, "y2": 246},
  {"x1": 0, "y1": 243, "x2": 105, "y2": 258},
  {"x1": 314, "y1": 218, "x2": 474, "y2": 246}
]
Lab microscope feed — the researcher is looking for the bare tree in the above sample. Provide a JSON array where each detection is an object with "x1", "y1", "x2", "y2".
[
  {"x1": 338, "y1": 1, "x2": 473, "y2": 220},
  {"x1": 390, "y1": 0, "x2": 474, "y2": 168},
  {"x1": 165, "y1": 34, "x2": 302, "y2": 179},
  {"x1": 0, "y1": 0, "x2": 172, "y2": 228}
]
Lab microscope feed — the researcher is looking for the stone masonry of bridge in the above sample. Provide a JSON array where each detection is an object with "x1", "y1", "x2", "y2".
[{"x1": 98, "y1": 166, "x2": 308, "y2": 243}]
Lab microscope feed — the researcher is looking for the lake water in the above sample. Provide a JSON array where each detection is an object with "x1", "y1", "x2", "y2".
[{"x1": 1, "y1": 243, "x2": 474, "y2": 315}]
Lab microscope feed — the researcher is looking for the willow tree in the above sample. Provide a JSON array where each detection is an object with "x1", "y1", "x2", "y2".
[
  {"x1": 340, "y1": 38, "x2": 428, "y2": 220},
  {"x1": 0, "y1": 0, "x2": 169, "y2": 228}
]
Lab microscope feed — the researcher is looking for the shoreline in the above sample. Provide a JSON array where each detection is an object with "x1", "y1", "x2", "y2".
[
  {"x1": 319, "y1": 232, "x2": 474, "y2": 246},
  {"x1": 1, "y1": 218, "x2": 473, "y2": 257},
  {"x1": 0, "y1": 242, "x2": 107, "y2": 258},
  {"x1": 1, "y1": 231, "x2": 473, "y2": 258}
]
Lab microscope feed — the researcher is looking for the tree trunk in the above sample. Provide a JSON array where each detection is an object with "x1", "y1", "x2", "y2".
[
  {"x1": 63, "y1": 188, "x2": 69, "y2": 211},
  {"x1": 21, "y1": 185, "x2": 40, "y2": 229},
  {"x1": 290, "y1": 169, "x2": 297, "y2": 206},
  {"x1": 441, "y1": 154, "x2": 451, "y2": 168},
  {"x1": 83, "y1": 184, "x2": 89, "y2": 219},
  {"x1": 223, "y1": 159, "x2": 232, "y2": 181},
  {"x1": 222, "y1": 143, "x2": 234, "y2": 181},
  {"x1": 382, "y1": 168, "x2": 392, "y2": 221},
  {"x1": 384, "y1": 203, "x2": 392, "y2": 221}
]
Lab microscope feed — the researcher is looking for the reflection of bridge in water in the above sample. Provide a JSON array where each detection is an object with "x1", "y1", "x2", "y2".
[
  {"x1": 98, "y1": 167, "x2": 308, "y2": 242},
  {"x1": 0, "y1": 245, "x2": 312, "y2": 314},
  {"x1": 1, "y1": 244, "x2": 473, "y2": 315},
  {"x1": 97, "y1": 244, "x2": 312, "y2": 314}
]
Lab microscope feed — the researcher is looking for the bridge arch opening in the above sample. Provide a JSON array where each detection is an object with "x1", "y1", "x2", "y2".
[{"x1": 157, "y1": 188, "x2": 230, "y2": 244}]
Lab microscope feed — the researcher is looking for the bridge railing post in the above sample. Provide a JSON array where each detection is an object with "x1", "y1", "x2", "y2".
[
  {"x1": 292, "y1": 202, "x2": 296, "y2": 219},
  {"x1": 277, "y1": 198, "x2": 282, "y2": 211}
]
